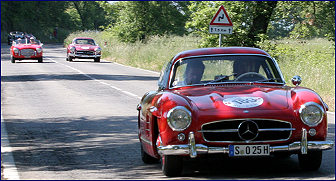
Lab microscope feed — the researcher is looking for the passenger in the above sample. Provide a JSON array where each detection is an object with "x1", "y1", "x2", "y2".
[
  {"x1": 184, "y1": 61, "x2": 205, "y2": 85},
  {"x1": 30, "y1": 37, "x2": 37, "y2": 44}
]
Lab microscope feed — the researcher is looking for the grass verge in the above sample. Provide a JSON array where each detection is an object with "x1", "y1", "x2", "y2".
[{"x1": 65, "y1": 32, "x2": 335, "y2": 111}]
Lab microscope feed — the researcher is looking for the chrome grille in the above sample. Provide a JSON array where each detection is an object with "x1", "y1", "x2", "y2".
[
  {"x1": 76, "y1": 50, "x2": 95, "y2": 55},
  {"x1": 199, "y1": 119, "x2": 293, "y2": 143},
  {"x1": 20, "y1": 49, "x2": 35, "y2": 56}
]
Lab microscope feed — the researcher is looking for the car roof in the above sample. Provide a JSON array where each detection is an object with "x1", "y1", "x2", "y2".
[
  {"x1": 172, "y1": 47, "x2": 270, "y2": 63},
  {"x1": 73, "y1": 37, "x2": 94, "y2": 40}
]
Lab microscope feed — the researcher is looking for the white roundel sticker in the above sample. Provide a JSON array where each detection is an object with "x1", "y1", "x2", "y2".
[{"x1": 223, "y1": 97, "x2": 263, "y2": 108}]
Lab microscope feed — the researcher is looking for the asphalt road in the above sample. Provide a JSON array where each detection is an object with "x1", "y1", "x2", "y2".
[{"x1": 1, "y1": 43, "x2": 335, "y2": 180}]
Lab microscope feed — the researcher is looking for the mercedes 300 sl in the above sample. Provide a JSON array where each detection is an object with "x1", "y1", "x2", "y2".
[
  {"x1": 66, "y1": 37, "x2": 102, "y2": 62},
  {"x1": 137, "y1": 47, "x2": 334, "y2": 176}
]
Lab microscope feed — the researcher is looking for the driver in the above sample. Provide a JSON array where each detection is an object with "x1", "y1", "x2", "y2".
[
  {"x1": 30, "y1": 37, "x2": 37, "y2": 44},
  {"x1": 233, "y1": 60, "x2": 255, "y2": 79},
  {"x1": 184, "y1": 61, "x2": 205, "y2": 85},
  {"x1": 233, "y1": 59, "x2": 265, "y2": 81}
]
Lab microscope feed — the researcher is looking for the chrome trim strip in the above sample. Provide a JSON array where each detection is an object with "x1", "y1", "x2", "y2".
[
  {"x1": 149, "y1": 106, "x2": 158, "y2": 113},
  {"x1": 140, "y1": 136, "x2": 152, "y2": 146},
  {"x1": 301, "y1": 128, "x2": 308, "y2": 154},
  {"x1": 198, "y1": 128, "x2": 295, "y2": 133},
  {"x1": 189, "y1": 132, "x2": 197, "y2": 158},
  {"x1": 200, "y1": 118, "x2": 293, "y2": 143},
  {"x1": 168, "y1": 54, "x2": 286, "y2": 89},
  {"x1": 157, "y1": 140, "x2": 334, "y2": 157},
  {"x1": 259, "y1": 128, "x2": 296, "y2": 132},
  {"x1": 198, "y1": 129, "x2": 238, "y2": 133}
]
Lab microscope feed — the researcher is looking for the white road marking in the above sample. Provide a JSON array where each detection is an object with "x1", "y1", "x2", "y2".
[
  {"x1": 1, "y1": 112, "x2": 20, "y2": 180},
  {"x1": 113, "y1": 62, "x2": 160, "y2": 75},
  {"x1": 47, "y1": 58, "x2": 142, "y2": 100}
]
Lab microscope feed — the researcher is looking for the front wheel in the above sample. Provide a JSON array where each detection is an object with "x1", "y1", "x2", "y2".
[
  {"x1": 94, "y1": 57, "x2": 100, "y2": 62},
  {"x1": 38, "y1": 57, "x2": 43, "y2": 63},
  {"x1": 298, "y1": 151, "x2": 322, "y2": 171},
  {"x1": 161, "y1": 155, "x2": 183, "y2": 177},
  {"x1": 11, "y1": 56, "x2": 15, "y2": 63},
  {"x1": 141, "y1": 144, "x2": 159, "y2": 164},
  {"x1": 68, "y1": 56, "x2": 73, "y2": 62}
]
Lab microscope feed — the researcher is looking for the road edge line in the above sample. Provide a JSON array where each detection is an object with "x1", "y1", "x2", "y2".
[
  {"x1": 1, "y1": 112, "x2": 20, "y2": 180},
  {"x1": 112, "y1": 61, "x2": 160, "y2": 75}
]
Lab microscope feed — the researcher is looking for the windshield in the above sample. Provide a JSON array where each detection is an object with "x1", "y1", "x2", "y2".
[
  {"x1": 13, "y1": 38, "x2": 41, "y2": 45},
  {"x1": 170, "y1": 55, "x2": 284, "y2": 87},
  {"x1": 74, "y1": 39, "x2": 96, "y2": 45}
]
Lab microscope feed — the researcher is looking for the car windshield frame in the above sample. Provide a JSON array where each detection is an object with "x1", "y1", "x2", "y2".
[
  {"x1": 13, "y1": 38, "x2": 41, "y2": 45},
  {"x1": 73, "y1": 39, "x2": 96, "y2": 45},
  {"x1": 168, "y1": 54, "x2": 286, "y2": 89}
]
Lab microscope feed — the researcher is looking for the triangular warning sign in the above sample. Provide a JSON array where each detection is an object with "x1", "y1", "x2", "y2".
[{"x1": 209, "y1": 5, "x2": 233, "y2": 26}]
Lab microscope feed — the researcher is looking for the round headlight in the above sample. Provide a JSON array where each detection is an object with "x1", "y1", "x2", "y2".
[
  {"x1": 95, "y1": 47, "x2": 102, "y2": 53},
  {"x1": 299, "y1": 102, "x2": 324, "y2": 126},
  {"x1": 36, "y1": 47, "x2": 42, "y2": 53},
  {"x1": 167, "y1": 106, "x2": 192, "y2": 131},
  {"x1": 70, "y1": 47, "x2": 76, "y2": 53},
  {"x1": 13, "y1": 48, "x2": 19, "y2": 54}
]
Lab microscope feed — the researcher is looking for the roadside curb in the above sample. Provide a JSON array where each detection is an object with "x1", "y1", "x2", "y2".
[{"x1": 1, "y1": 112, "x2": 20, "y2": 180}]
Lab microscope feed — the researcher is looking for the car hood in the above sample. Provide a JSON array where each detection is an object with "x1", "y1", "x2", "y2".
[
  {"x1": 172, "y1": 85, "x2": 291, "y2": 111},
  {"x1": 74, "y1": 45, "x2": 98, "y2": 51},
  {"x1": 14, "y1": 44, "x2": 41, "y2": 49}
]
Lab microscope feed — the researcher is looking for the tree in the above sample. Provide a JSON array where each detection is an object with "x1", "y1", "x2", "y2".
[
  {"x1": 110, "y1": 1, "x2": 190, "y2": 43},
  {"x1": 71, "y1": 1, "x2": 108, "y2": 30},
  {"x1": 186, "y1": 1, "x2": 277, "y2": 47},
  {"x1": 268, "y1": 1, "x2": 335, "y2": 41}
]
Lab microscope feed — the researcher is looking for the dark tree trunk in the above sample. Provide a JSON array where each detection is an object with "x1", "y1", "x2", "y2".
[{"x1": 246, "y1": 1, "x2": 278, "y2": 47}]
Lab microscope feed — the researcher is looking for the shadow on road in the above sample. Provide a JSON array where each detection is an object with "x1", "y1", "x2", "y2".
[
  {"x1": 1, "y1": 74, "x2": 159, "y2": 82},
  {"x1": 2, "y1": 115, "x2": 334, "y2": 179}
]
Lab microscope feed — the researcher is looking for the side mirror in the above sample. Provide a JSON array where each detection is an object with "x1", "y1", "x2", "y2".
[{"x1": 291, "y1": 75, "x2": 302, "y2": 86}]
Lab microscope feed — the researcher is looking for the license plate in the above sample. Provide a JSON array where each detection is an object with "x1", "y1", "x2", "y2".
[{"x1": 229, "y1": 145, "x2": 270, "y2": 156}]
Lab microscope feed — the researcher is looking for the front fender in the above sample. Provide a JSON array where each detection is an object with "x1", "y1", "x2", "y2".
[{"x1": 290, "y1": 87, "x2": 328, "y2": 140}]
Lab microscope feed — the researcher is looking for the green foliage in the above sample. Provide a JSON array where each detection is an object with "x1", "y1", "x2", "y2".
[
  {"x1": 272, "y1": 39, "x2": 335, "y2": 111},
  {"x1": 186, "y1": 1, "x2": 277, "y2": 48},
  {"x1": 1, "y1": 1, "x2": 112, "y2": 43},
  {"x1": 108, "y1": 1, "x2": 190, "y2": 43},
  {"x1": 269, "y1": 1, "x2": 335, "y2": 41}
]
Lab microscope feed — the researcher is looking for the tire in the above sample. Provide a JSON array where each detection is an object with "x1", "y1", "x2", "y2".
[
  {"x1": 161, "y1": 155, "x2": 183, "y2": 177},
  {"x1": 38, "y1": 57, "x2": 43, "y2": 63},
  {"x1": 298, "y1": 151, "x2": 322, "y2": 171},
  {"x1": 68, "y1": 56, "x2": 73, "y2": 62},
  {"x1": 141, "y1": 144, "x2": 159, "y2": 164},
  {"x1": 94, "y1": 57, "x2": 100, "y2": 62},
  {"x1": 11, "y1": 56, "x2": 15, "y2": 63}
]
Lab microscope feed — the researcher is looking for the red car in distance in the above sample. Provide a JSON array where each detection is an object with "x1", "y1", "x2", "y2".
[
  {"x1": 10, "y1": 38, "x2": 43, "y2": 63},
  {"x1": 137, "y1": 47, "x2": 334, "y2": 176},
  {"x1": 66, "y1": 37, "x2": 102, "y2": 62}
]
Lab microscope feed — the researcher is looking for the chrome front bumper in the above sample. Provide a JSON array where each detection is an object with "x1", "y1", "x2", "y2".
[
  {"x1": 69, "y1": 53, "x2": 101, "y2": 58},
  {"x1": 157, "y1": 129, "x2": 334, "y2": 158}
]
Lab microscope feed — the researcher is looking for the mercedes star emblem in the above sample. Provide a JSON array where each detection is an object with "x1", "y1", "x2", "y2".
[{"x1": 238, "y1": 120, "x2": 259, "y2": 141}]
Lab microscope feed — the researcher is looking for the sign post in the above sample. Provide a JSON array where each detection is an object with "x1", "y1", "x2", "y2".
[{"x1": 209, "y1": 5, "x2": 233, "y2": 47}]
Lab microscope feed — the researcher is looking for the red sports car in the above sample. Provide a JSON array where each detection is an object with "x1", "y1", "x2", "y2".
[
  {"x1": 10, "y1": 38, "x2": 43, "y2": 63},
  {"x1": 66, "y1": 37, "x2": 102, "y2": 62},
  {"x1": 137, "y1": 47, "x2": 334, "y2": 176}
]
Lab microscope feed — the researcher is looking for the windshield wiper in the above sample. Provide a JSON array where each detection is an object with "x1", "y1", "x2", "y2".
[
  {"x1": 255, "y1": 78, "x2": 280, "y2": 83},
  {"x1": 205, "y1": 73, "x2": 237, "y2": 85}
]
